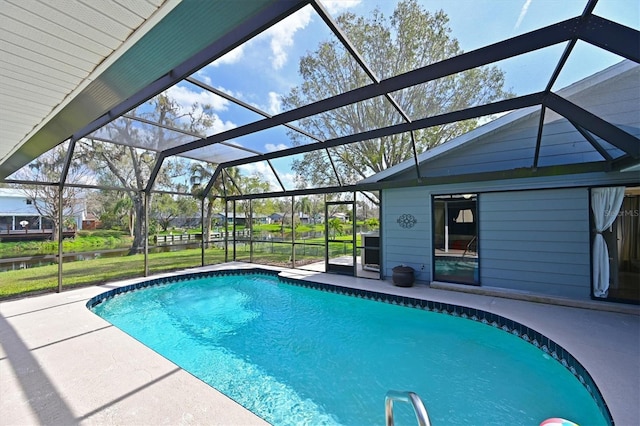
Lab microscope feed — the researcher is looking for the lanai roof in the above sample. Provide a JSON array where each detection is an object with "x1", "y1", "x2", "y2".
[
  {"x1": 361, "y1": 60, "x2": 640, "y2": 185},
  {"x1": 0, "y1": 0, "x2": 638, "y2": 197}
]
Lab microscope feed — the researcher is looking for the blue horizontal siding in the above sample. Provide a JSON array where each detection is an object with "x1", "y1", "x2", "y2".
[
  {"x1": 480, "y1": 188, "x2": 591, "y2": 299},
  {"x1": 382, "y1": 188, "x2": 431, "y2": 280},
  {"x1": 482, "y1": 230, "x2": 586, "y2": 243},
  {"x1": 482, "y1": 248, "x2": 588, "y2": 264}
]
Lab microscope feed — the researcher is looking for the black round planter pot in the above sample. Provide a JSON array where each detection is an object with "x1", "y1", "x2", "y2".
[{"x1": 392, "y1": 265, "x2": 415, "y2": 287}]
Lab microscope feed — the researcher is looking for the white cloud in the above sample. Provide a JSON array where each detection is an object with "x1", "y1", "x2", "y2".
[
  {"x1": 265, "y1": 143, "x2": 289, "y2": 152},
  {"x1": 212, "y1": 44, "x2": 245, "y2": 66},
  {"x1": 163, "y1": 85, "x2": 238, "y2": 135},
  {"x1": 262, "y1": 1, "x2": 361, "y2": 70},
  {"x1": 194, "y1": 72, "x2": 213, "y2": 86},
  {"x1": 267, "y1": 92, "x2": 281, "y2": 115},
  {"x1": 210, "y1": 117, "x2": 237, "y2": 134},
  {"x1": 276, "y1": 170, "x2": 296, "y2": 189},
  {"x1": 264, "y1": 6, "x2": 314, "y2": 70},
  {"x1": 319, "y1": 0, "x2": 362, "y2": 15},
  {"x1": 166, "y1": 85, "x2": 229, "y2": 112},
  {"x1": 239, "y1": 158, "x2": 296, "y2": 191},
  {"x1": 196, "y1": 1, "x2": 360, "y2": 73},
  {"x1": 239, "y1": 162, "x2": 276, "y2": 189},
  {"x1": 514, "y1": 0, "x2": 532, "y2": 30}
]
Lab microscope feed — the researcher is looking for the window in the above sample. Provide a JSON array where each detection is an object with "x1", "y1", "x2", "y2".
[{"x1": 433, "y1": 194, "x2": 478, "y2": 285}]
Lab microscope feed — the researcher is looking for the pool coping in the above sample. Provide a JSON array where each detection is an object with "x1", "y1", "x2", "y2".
[{"x1": 2, "y1": 262, "x2": 639, "y2": 425}]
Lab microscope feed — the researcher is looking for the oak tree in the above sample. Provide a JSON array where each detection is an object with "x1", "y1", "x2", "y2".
[{"x1": 282, "y1": 0, "x2": 512, "y2": 189}]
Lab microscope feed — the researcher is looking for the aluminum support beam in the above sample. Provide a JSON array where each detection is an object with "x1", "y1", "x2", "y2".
[
  {"x1": 532, "y1": 106, "x2": 546, "y2": 169},
  {"x1": 162, "y1": 18, "x2": 581, "y2": 158},
  {"x1": 57, "y1": 185, "x2": 64, "y2": 293},
  {"x1": 217, "y1": 93, "x2": 545, "y2": 169},
  {"x1": 311, "y1": 0, "x2": 422, "y2": 178},
  {"x1": 144, "y1": 191, "x2": 150, "y2": 276},
  {"x1": 544, "y1": 0, "x2": 598, "y2": 92},
  {"x1": 145, "y1": 153, "x2": 166, "y2": 193},
  {"x1": 544, "y1": 93, "x2": 640, "y2": 158},
  {"x1": 577, "y1": 15, "x2": 640, "y2": 63},
  {"x1": 569, "y1": 120, "x2": 614, "y2": 164},
  {"x1": 57, "y1": 139, "x2": 76, "y2": 293},
  {"x1": 185, "y1": 76, "x2": 324, "y2": 143},
  {"x1": 224, "y1": 161, "x2": 609, "y2": 201}
]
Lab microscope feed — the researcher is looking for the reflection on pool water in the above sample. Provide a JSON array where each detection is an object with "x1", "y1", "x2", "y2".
[
  {"x1": 89, "y1": 272, "x2": 609, "y2": 426},
  {"x1": 435, "y1": 256, "x2": 478, "y2": 284}
]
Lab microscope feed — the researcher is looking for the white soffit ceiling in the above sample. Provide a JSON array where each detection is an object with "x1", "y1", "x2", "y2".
[
  {"x1": 0, "y1": 0, "x2": 298, "y2": 180},
  {"x1": 0, "y1": 0, "x2": 177, "y2": 173}
]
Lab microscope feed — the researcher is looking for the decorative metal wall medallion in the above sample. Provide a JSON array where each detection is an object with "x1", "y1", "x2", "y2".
[{"x1": 397, "y1": 213, "x2": 417, "y2": 228}]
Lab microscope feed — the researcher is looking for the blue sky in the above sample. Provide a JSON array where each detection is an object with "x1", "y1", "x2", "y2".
[{"x1": 163, "y1": 0, "x2": 638, "y2": 190}]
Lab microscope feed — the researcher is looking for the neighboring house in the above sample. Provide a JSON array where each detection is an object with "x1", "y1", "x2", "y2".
[
  {"x1": 268, "y1": 212, "x2": 315, "y2": 224},
  {"x1": 329, "y1": 212, "x2": 348, "y2": 222},
  {"x1": 81, "y1": 213, "x2": 101, "y2": 230},
  {"x1": 361, "y1": 61, "x2": 639, "y2": 305},
  {"x1": 0, "y1": 188, "x2": 86, "y2": 233},
  {"x1": 297, "y1": 212, "x2": 310, "y2": 224},
  {"x1": 217, "y1": 213, "x2": 269, "y2": 226},
  {"x1": 269, "y1": 213, "x2": 285, "y2": 223},
  {"x1": 0, "y1": 188, "x2": 48, "y2": 232}
]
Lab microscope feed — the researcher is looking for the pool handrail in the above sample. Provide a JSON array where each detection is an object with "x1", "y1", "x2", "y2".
[{"x1": 385, "y1": 390, "x2": 431, "y2": 426}]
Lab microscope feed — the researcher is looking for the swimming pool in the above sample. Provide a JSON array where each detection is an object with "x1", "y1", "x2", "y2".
[{"x1": 88, "y1": 270, "x2": 611, "y2": 425}]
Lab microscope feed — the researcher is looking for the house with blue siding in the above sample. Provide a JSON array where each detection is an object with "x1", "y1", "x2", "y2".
[{"x1": 362, "y1": 60, "x2": 639, "y2": 305}]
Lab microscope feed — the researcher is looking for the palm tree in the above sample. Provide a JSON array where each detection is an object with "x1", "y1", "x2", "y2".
[
  {"x1": 190, "y1": 164, "x2": 241, "y2": 239},
  {"x1": 295, "y1": 196, "x2": 312, "y2": 225},
  {"x1": 328, "y1": 218, "x2": 344, "y2": 239}
]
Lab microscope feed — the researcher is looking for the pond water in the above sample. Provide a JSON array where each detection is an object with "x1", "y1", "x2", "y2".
[{"x1": 0, "y1": 243, "x2": 201, "y2": 272}]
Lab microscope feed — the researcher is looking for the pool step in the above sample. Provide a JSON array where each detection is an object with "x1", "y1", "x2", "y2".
[{"x1": 385, "y1": 390, "x2": 431, "y2": 426}]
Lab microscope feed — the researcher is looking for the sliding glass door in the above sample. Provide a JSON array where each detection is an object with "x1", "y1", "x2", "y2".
[{"x1": 433, "y1": 194, "x2": 478, "y2": 285}]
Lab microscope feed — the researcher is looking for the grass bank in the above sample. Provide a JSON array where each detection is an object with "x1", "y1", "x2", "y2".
[
  {"x1": 0, "y1": 231, "x2": 132, "y2": 258},
  {"x1": 0, "y1": 248, "x2": 227, "y2": 300},
  {"x1": 0, "y1": 233, "x2": 363, "y2": 300}
]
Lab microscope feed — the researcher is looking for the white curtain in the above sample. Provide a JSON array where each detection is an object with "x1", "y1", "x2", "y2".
[{"x1": 591, "y1": 187, "x2": 625, "y2": 297}]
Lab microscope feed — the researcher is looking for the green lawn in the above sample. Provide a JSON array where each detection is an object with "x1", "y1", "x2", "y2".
[
  {"x1": 0, "y1": 248, "x2": 227, "y2": 300},
  {"x1": 0, "y1": 235, "x2": 362, "y2": 300}
]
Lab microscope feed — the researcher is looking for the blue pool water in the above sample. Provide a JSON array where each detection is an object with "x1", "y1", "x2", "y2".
[{"x1": 90, "y1": 273, "x2": 607, "y2": 425}]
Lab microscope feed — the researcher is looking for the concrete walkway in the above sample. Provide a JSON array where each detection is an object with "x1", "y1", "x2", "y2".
[{"x1": 1, "y1": 263, "x2": 639, "y2": 425}]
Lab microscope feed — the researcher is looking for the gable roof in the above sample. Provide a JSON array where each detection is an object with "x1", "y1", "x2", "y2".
[
  {"x1": 361, "y1": 60, "x2": 640, "y2": 185},
  {"x1": 0, "y1": 188, "x2": 29, "y2": 199}
]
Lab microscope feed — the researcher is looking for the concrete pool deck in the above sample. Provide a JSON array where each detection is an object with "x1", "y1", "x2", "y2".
[{"x1": 1, "y1": 263, "x2": 638, "y2": 425}]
